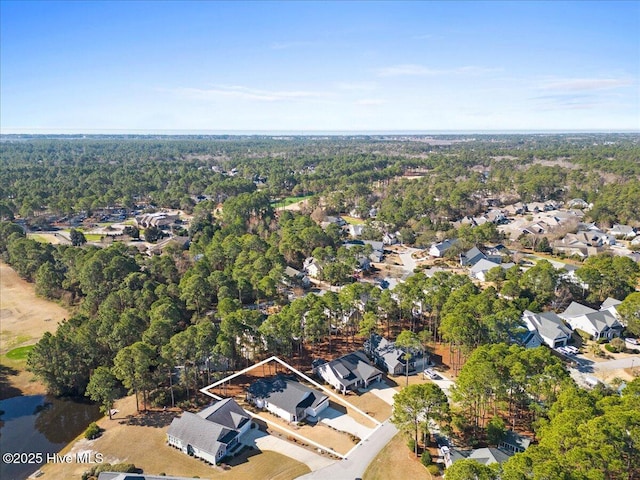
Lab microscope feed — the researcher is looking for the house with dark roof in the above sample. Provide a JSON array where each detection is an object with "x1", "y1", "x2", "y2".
[
  {"x1": 521, "y1": 310, "x2": 572, "y2": 348},
  {"x1": 429, "y1": 238, "x2": 457, "y2": 257},
  {"x1": 460, "y1": 246, "x2": 487, "y2": 267},
  {"x1": 166, "y1": 398, "x2": 251, "y2": 465},
  {"x1": 499, "y1": 430, "x2": 532, "y2": 454},
  {"x1": 365, "y1": 333, "x2": 415, "y2": 376},
  {"x1": 559, "y1": 301, "x2": 623, "y2": 340},
  {"x1": 313, "y1": 351, "x2": 383, "y2": 394},
  {"x1": 246, "y1": 376, "x2": 329, "y2": 423}
]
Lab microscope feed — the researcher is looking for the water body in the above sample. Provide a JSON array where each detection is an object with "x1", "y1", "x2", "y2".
[{"x1": 0, "y1": 395, "x2": 101, "y2": 480}]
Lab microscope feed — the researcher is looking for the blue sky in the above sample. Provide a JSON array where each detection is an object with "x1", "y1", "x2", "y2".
[{"x1": 1, "y1": 1, "x2": 638, "y2": 133}]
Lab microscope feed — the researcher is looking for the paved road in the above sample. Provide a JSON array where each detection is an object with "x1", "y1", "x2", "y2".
[{"x1": 296, "y1": 420, "x2": 399, "y2": 480}]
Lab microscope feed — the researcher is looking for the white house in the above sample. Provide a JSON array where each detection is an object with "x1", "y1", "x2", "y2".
[
  {"x1": 167, "y1": 398, "x2": 251, "y2": 465},
  {"x1": 559, "y1": 301, "x2": 623, "y2": 340},
  {"x1": 470, "y1": 259, "x2": 515, "y2": 282},
  {"x1": 609, "y1": 224, "x2": 636, "y2": 239},
  {"x1": 429, "y1": 239, "x2": 457, "y2": 257},
  {"x1": 246, "y1": 376, "x2": 329, "y2": 423},
  {"x1": 313, "y1": 351, "x2": 383, "y2": 394},
  {"x1": 303, "y1": 257, "x2": 323, "y2": 279}
]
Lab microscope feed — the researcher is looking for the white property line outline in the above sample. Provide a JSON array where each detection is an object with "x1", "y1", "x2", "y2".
[{"x1": 199, "y1": 355, "x2": 385, "y2": 460}]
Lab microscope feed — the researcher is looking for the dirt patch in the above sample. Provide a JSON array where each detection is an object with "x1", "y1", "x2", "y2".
[{"x1": 0, "y1": 262, "x2": 72, "y2": 398}]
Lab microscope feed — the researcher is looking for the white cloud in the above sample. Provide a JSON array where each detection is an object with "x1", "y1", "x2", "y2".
[
  {"x1": 169, "y1": 85, "x2": 329, "y2": 102},
  {"x1": 542, "y1": 78, "x2": 634, "y2": 91},
  {"x1": 376, "y1": 64, "x2": 500, "y2": 77}
]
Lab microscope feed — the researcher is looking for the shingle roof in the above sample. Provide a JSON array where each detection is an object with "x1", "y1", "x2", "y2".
[
  {"x1": 247, "y1": 376, "x2": 328, "y2": 416},
  {"x1": 320, "y1": 351, "x2": 383, "y2": 388},
  {"x1": 467, "y1": 447, "x2": 513, "y2": 465},
  {"x1": 167, "y1": 412, "x2": 232, "y2": 457},
  {"x1": 561, "y1": 301, "x2": 597, "y2": 318},
  {"x1": 198, "y1": 397, "x2": 250, "y2": 430}
]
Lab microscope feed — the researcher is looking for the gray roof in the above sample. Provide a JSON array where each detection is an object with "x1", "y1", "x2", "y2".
[
  {"x1": 167, "y1": 412, "x2": 234, "y2": 458},
  {"x1": 601, "y1": 297, "x2": 622, "y2": 309},
  {"x1": 560, "y1": 301, "x2": 597, "y2": 318},
  {"x1": 369, "y1": 334, "x2": 408, "y2": 372},
  {"x1": 319, "y1": 351, "x2": 383, "y2": 388},
  {"x1": 461, "y1": 246, "x2": 486, "y2": 266},
  {"x1": 247, "y1": 376, "x2": 328, "y2": 416},
  {"x1": 523, "y1": 310, "x2": 572, "y2": 343},
  {"x1": 198, "y1": 397, "x2": 250, "y2": 430},
  {"x1": 501, "y1": 430, "x2": 532, "y2": 451},
  {"x1": 470, "y1": 258, "x2": 502, "y2": 275},
  {"x1": 467, "y1": 447, "x2": 513, "y2": 465}
]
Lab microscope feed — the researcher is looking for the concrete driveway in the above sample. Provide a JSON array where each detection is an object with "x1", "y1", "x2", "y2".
[
  {"x1": 314, "y1": 407, "x2": 374, "y2": 439},
  {"x1": 364, "y1": 381, "x2": 398, "y2": 405},
  {"x1": 241, "y1": 428, "x2": 334, "y2": 471}
]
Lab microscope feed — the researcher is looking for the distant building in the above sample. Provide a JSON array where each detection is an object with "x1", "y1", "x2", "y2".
[
  {"x1": 365, "y1": 333, "x2": 415, "y2": 376},
  {"x1": 559, "y1": 301, "x2": 622, "y2": 340},
  {"x1": 429, "y1": 239, "x2": 457, "y2": 257}
]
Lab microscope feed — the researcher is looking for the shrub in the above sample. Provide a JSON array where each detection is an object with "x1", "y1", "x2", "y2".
[
  {"x1": 84, "y1": 422, "x2": 101, "y2": 440},
  {"x1": 427, "y1": 464, "x2": 441, "y2": 475},
  {"x1": 421, "y1": 452, "x2": 432, "y2": 466}
]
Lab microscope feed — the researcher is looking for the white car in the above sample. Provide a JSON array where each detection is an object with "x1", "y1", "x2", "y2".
[
  {"x1": 626, "y1": 338, "x2": 639, "y2": 345},
  {"x1": 424, "y1": 368, "x2": 439, "y2": 380}
]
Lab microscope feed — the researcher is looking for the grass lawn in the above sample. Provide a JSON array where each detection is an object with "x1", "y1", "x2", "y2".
[
  {"x1": 5, "y1": 344, "x2": 34, "y2": 361},
  {"x1": 271, "y1": 195, "x2": 313, "y2": 208},
  {"x1": 363, "y1": 432, "x2": 439, "y2": 480},
  {"x1": 340, "y1": 215, "x2": 365, "y2": 225},
  {"x1": 28, "y1": 234, "x2": 51, "y2": 243}
]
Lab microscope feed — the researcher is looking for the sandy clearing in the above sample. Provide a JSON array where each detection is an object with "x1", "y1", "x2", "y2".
[{"x1": 0, "y1": 262, "x2": 70, "y2": 355}]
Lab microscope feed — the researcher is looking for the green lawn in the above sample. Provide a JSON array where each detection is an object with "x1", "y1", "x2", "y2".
[
  {"x1": 340, "y1": 215, "x2": 365, "y2": 225},
  {"x1": 271, "y1": 195, "x2": 313, "y2": 208},
  {"x1": 5, "y1": 345, "x2": 34, "y2": 361}
]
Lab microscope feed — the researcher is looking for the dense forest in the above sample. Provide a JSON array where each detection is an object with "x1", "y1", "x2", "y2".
[{"x1": 1, "y1": 134, "x2": 639, "y2": 479}]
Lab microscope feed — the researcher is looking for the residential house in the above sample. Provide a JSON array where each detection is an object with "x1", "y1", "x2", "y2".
[
  {"x1": 365, "y1": 333, "x2": 415, "y2": 376},
  {"x1": 600, "y1": 297, "x2": 622, "y2": 319},
  {"x1": 348, "y1": 224, "x2": 364, "y2": 237},
  {"x1": 429, "y1": 239, "x2": 457, "y2": 257},
  {"x1": 246, "y1": 376, "x2": 329, "y2": 423},
  {"x1": 167, "y1": 398, "x2": 251, "y2": 465},
  {"x1": 282, "y1": 266, "x2": 310, "y2": 288},
  {"x1": 514, "y1": 329, "x2": 544, "y2": 349},
  {"x1": 559, "y1": 301, "x2": 623, "y2": 340},
  {"x1": 442, "y1": 446, "x2": 513, "y2": 468},
  {"x1": 470, "y1": 259, "x2": 515, "y2": 282},
  {"x1": 313, "y1": 351, "x2": 383, "y2": 394},
  {"x1": 383, "y1": 232, "x2": 399, "y2": 245},
  {"x1": 135, "y1": 212, "x2": 179, "y2": 229},
  {"x1": 303, "y1": 257, "x2": 323, "y2": 279},
  {"x1": 460, "y1": 246, "x2": 487, "y2": 267},
  {"x1": 521, "y1": 310, "x2": 573, "y2": 348},
  {"x1": 499, "y1": 431, "x2": 532, "y2": 454},
  {"x1": 363, "y1": 240, "x2": 385, "y2": 263},
  {"x1": 609, "y1": 224, "x2": 636, "y2": 239}
]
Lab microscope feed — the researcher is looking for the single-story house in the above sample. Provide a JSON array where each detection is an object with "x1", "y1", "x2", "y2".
[
  {"x1": 167, "y1": 398, "x2": 251, "y2": 465},
  {"x1": 365, "y1": 333, "x2": 415, "y2": 376},
  {"x1": 313, "y1": 351, "x2": 383, "y2": 394},
  {"x1": 521, "y1": 310, "x2": 572, "y2": 348},
  {"x1": 429, "y1": 239, "x2": 457, "y2": 257},
  {"x1": 246, "y1": 376, "x2": 329, "y2": 423},
  {"x1": 303, "y1": 257, "x2": 323, "y2": 278},
  {"x1": 383, "y1": 232, "x2": 399, "y2": 245},
  {"x1": 559, "y1": 301, "x2": 623, "y2": 340}
]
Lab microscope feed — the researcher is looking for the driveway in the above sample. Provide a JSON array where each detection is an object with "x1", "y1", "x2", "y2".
[
  {"x1": 296, "y1": 420, "x2": 399, "y2": 480},
  {"x1": 313, "y1": 407, "x2": 374, "y2": 439},
  {"x1": 430, "y1": 372, "x2": 455, "y2": 399},
  {"x1": 365, "y1": 381, "x2": 397, "y2": 405},
  {"x1": 241, "y1": 428, "x2": 334, "y2": 471}
]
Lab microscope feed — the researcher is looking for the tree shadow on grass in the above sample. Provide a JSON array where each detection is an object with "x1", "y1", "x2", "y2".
[
  {"x1": 124, "y1": 409, "x2": 176, "y2": 428},
  {"x1": 0, "y1": 364, "x2": 23, "y2": 400}
]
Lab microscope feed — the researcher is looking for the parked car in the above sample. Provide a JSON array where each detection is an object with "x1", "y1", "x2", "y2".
[
  {"x1": 423, "y1": 368, "x2": 439, "y2": 380},
  {"x1": 625, "y1": 337, "x2": 639, "y2": 345}
]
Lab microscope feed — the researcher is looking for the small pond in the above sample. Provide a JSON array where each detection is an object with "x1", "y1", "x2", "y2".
[{"x1": 0, "y1": 395, "x2": 101, "y2": 480}]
